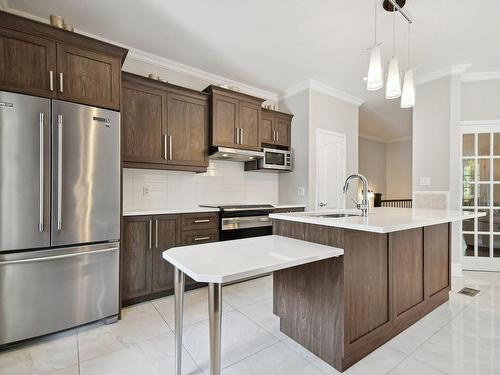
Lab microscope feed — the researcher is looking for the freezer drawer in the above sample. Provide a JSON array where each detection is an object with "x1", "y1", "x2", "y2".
[
  {"x1": 51, "y1": 100, "x2": 120, "y2": 246},
  {"x1": 0, "y1": 243, "x2": 119, "y2": 346}
]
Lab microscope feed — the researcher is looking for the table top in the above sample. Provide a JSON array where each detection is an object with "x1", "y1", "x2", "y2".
[
  {"x1": 162, "y1": 235, "x2": 344, "y2": 283},
  {"x1": 270, "y1": 207, "x2": 485, "y2": 233}
]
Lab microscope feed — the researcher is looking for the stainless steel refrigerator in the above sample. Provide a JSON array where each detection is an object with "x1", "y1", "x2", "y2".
[{"x1": 0, "y1": 91, "x2": 121, "y2": 346}]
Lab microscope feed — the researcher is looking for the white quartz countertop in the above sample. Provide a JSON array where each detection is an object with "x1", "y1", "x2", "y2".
[
  {"x1": 162, "y1": 235, "x2": 343, "y2": 283},
  {"x1": 123, "y1": 207, "x2": 220, "y2": 216},
  {"x1": 270, "y1": 207, "x2": 485, "y2": 234}
]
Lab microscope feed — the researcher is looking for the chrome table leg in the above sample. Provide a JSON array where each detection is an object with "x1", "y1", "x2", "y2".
[
  {"x1": 208, "y1": 282, "x2": 222, "y2": 375},
  {"x1": 174, "y1": 268, "x2": 185, "y2": 375}
]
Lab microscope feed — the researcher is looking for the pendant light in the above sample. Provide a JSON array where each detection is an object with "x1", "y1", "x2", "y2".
[
  {"x1": 367, "y1": 0, "x2": 383, "y2": 91},
  {"x1": 385, "y1": 5, "x2": 401, "y2": 99},
  {"x1": 401, "y1": 23, "x2": 415, "y2": 108}
]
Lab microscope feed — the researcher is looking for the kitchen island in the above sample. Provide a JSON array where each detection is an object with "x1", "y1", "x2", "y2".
[{"x1": 269, "y1": 207, "x2": 482, "y2": 372}]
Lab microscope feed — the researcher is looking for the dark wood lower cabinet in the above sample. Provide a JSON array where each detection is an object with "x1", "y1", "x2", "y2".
[
  {"x1": 122, "y1": 212, "x2": 219, "y2": 306},
  {"x1": 273, "y1": 220, "x2": 451, "y2": 372}
]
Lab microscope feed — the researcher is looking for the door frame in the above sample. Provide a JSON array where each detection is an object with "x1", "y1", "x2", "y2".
[
  {"x1": 315, "y1": 128, "x2": 347, "y2": 210},
  {"x1": 460, "y1": 121, "x2": 500, "y2": 271}
]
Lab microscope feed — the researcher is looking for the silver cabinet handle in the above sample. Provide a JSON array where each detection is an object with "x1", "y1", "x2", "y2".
[
  {"x1": 169, "y1": 135, "x2": 173, "y2": 160},
  {"x1": 0, "y1": 247, "x2": 119, "y2": 266},
  {"x1": 149, "y1": 220, "x2": 152, "y2": 249},
  {"x1": 272, "y1": 130, "x2": 275, "y2": 142},
  {"x1": 163, "y1": 134, "x2": 167, "y2": 160},
  {"x1": 57, "y1": 115, "x2": 63, "y2": 231},
  {"x1": 49, "y1": 71, "x2": 54, "y2": 91},
  {"x1": 194, "y1": 236, "x2": 211, "y2": 242},
  {"x1": 240, "y1": 128, "x2": 244, "y2": 145},
  {"x1": 194, "y1": 219, "x2": 210, "y2": 223},
  {"x1": 276, "y1": 130, "x2": 279, "y2": 142},
  {"x1": 235, "y1": 128, "x2": 239, "y2": 145},
  {"x1": 38, "y1": 113, "x2": 45, "y2": 232},
  {"x1": 59, "y1": 73, "x2": 64, "y2": 93},
  {"x1": 155, "y1": 219, "x2": 159, "y2": 248}
]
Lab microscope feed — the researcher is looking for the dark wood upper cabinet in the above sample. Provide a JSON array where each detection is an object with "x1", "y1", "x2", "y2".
[
  {"x1": 0, "y1": 11, "x2": 127, "y2": 110},
  {"x1": 152, "y1": 215, "x2": 181, "y2": 294},
  {"x1": 167, "y1": 93, "x2": 208, "y2": 167},
  {"x1": 260, "y1": 108, "x2": 293, "y2": 149},
  {"x1": 56, "y1": 43, "x2": 121, "y2": 109},
  {"x1": 122, "y1": 79, "x2": 167, "y2": 165},
  {"x1": 0, "y1": 27, "x2": 56, "y2": 98},
  {"x1": 204, "y1": 85, "x2": 264, "y2": 151},
  {"x1": 122, "y1": 72, "x2": 209, "y2": 172},
  {"x1": 122, "y1": 216, "x2": 153, "y2": 301}
]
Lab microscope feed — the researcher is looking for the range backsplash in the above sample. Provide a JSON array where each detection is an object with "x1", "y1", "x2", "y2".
[{"x1": 123, "y1": 160, "x2": 279, "y2": 211}]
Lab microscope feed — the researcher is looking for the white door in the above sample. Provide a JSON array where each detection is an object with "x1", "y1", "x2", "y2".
[
  {"x1": 315, "y1": 129, "x2": 346, "y2": 211},
  {"x1": 460, "y1": 124, "x2": 500, "y2": 271}
]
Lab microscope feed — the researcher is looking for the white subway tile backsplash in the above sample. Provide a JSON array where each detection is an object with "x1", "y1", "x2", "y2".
[{"x1": 123, "y1": 160, "x2": 279, "y2": 211}]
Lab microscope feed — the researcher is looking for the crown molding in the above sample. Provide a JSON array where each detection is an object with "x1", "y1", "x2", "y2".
[
  {"x1": 359, "y1": 134, "x2": 412, "y2": 143},
  {"x1": 416, "y1": 64, "x2": 472, "y2": 86},
  {"x1": 460, "y1": 119, "x2": 500, "y2": 126},
  {"x1": 461, "y1": 71, "x2": 500, "y2": 82},
  {"x1": 1, "y1": 2, "x2": 280, "y2": 102},
  {"x1": 281, "y1": 79, "x2": 364, "y2": 107}
]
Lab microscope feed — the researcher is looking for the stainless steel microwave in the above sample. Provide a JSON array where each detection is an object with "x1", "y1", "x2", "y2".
[{"x1": 258, "y1": 148, "x2": 292, "y2": 171}]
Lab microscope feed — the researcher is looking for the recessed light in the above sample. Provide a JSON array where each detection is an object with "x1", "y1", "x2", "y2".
[
  {"x1": 222, "y1": 153, "x2": 228, "y2": 157},
  {"x1": 249, "y1": 157, "x2": 254, "y2": 160}
]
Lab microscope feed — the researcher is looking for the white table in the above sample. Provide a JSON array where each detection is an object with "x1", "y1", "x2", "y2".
[{"x1": 163, "y1": 235, "x2": 344, "y2": 375}]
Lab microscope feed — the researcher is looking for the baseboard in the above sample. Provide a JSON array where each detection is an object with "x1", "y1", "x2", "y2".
[{"x1": 451, "y1": 262, "x2": 463, "y2": 277}]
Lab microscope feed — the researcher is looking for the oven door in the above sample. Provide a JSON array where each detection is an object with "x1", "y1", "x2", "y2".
[{"x1": 220, "y1": 215, "x2": 272, "y2": 241}]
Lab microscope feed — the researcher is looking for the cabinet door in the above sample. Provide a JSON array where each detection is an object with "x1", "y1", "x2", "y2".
[
  {"x1": 152, "y1": 215, "x2": 181, "y2": 293},
  {"x1": 274, "y1": 117, "x2": 291, "y2": 147},
  {"x1": 0, "y1": 27, "x2": 56, "y2": 97},
  {"x1": 238, "y1": 101, "x2": 260, "y2": 150},
  {"x1": 122, "y1": 216, "x2": 153, "y2": 301},
  {"x1": 424, "y1": 224, "x2": 450, "y2": 298},
  {"x1": 167, "y1": 93, "x2": 208, "y2": 167},
  {"x1": 212, "y1": 94, "x2": 238, "y2": 147},
  {"x1": 122, "y1": 82, "x2": 167, "y2": 164},
  {"x1": 56, "y1": 43, "x2": 120, "y2": 109},
  {"x1": 260, "y1": 112, "x2": 274, "y2": 144}
]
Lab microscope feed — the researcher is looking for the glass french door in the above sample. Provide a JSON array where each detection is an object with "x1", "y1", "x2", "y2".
[{"x1": 461, "y1": 127, "x2": 500, "y2": 271}]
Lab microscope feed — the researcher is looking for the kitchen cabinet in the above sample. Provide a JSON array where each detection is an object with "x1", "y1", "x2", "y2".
[
  {"x1": 260, "y1": 108, "x2": 293, "y2": 149},
  {"x1": 204, "y1": 86, "x2": 264, "y2": 151},
  {"x1": 0, "y1": 11, "x2": 127, "y2": 110},
  {"x1": 122, "y1": 72, "x2": 209, "y2": 172},
  {"x1": 122, "y1": 212, "x2": 219, "y2": 305}
]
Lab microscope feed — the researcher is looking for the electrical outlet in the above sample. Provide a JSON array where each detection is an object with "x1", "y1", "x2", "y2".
[
  {"x1": 297, "y1": 187, "x2": 305, "y2": 197},
  {"x1": 419, "y1": 177, "x2": 431, "y2": 186},
  {"x1": 142, "y1": 184, "x2": 152, "y2": 199}
]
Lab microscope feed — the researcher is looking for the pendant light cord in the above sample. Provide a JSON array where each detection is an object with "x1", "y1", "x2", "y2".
[
  {"x1": 374, "y1": 0, "x2": 378, "y2": 44},
  {"x1": 392, "y1": 4, "x2": 396, "y2": 56},
  {"x1": 407, "y1": 23, "x2": 411, "y2": 69}
]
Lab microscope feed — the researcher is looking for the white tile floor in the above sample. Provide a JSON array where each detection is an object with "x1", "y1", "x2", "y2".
[{"x1": 1, "y1": 271, "x2": 500, "y2": 375}]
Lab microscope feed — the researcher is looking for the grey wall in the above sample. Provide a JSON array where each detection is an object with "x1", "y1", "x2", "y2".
[
  {"x1": 278, "y1": 89, "x2": 310, "y2": 206},
  {"x1": 413, "y1": 77, "x2": 451, "y2": 192},
  {"x1": 386, "y1": 139, "x2": 412, "y2": 199},
  {"x1": 308, "y1": 90, "x2": 359, "y2": 208},
  {"x1": 462, "y1": 80, "x2": 500, "y2": 121},
  {"x1": 359, "y1": 137, "x2": 387, "y2": 197}
]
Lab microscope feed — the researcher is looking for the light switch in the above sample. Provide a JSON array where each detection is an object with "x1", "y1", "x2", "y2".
[
  {"x1": 297, "y1": 187, "x2": 305, "y2": 197},
  {"x1": 419, "y1": 177, "x2": 431, "y2": 186},
  {"x1": 142, "y1": 184, "x2": 152, "y2": 199}
]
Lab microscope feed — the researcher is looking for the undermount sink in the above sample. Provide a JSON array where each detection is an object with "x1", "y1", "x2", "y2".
[{"x1": 309, "y1": 213, "x2": 361, "y2": 218}]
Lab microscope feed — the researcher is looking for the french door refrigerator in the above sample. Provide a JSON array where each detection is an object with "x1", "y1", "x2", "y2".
[{"x1": 0, "y1": 91, "x2": 121, "y2": 346}]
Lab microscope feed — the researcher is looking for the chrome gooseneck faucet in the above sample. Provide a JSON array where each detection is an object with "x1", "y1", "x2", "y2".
[{"x1": 343, "y1": 174, "x2": 369, "y2": 217}]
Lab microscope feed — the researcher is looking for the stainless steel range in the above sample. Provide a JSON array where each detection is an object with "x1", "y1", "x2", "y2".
[{"x1": 200, "y1": 204, "x2": 274, "y2": 241}]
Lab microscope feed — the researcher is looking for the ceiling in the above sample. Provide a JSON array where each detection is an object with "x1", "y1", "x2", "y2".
[{"x1": 6, "y1": 0, "x2": 499, "y2": 140}]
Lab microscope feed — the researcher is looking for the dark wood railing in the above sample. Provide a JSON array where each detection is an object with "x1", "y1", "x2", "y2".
[{"x1": 373, "y1": 193, "x2": 412, "y2": 208}]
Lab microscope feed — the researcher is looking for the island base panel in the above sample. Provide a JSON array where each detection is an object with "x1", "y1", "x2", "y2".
[{"x1": 273, "y1": 220, "x2": 450, "y2": 372}]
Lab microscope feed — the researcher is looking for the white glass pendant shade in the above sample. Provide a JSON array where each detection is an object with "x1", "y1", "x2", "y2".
[
  {"x1": 367, "y1": 45, "x2": 383, "y2": 91},
  {"x1": 401, "y1": 69, "x2": 415, "y2": 108},
  {"x1": 385, "y1": 56, "x2": 401, "y2": 99}
]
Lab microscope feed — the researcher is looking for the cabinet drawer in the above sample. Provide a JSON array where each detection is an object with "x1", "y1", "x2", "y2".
[
  {"x1": 181, "y1": 213, "x2": 219, "y2": 231},
  {"x1": 181, "y1": 229, "x2": 219, "y2": 246}
]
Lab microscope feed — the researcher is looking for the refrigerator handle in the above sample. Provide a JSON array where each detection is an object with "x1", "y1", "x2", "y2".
[
  {"x1": 38, "y1": 113, "x2": 45, "y2": 232},
  {"x1": 57, "y1": 114, "x2": 63, "y2": 231}
]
